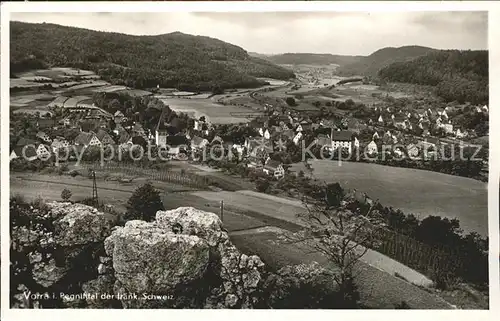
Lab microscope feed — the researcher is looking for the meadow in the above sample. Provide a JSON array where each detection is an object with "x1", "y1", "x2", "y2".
[
  {"x1": 290, "y1": 160, "x2": 488, "y2": 236},
  {"x1": 159, "y1": 97, "x2": 263, "y2": 124}
]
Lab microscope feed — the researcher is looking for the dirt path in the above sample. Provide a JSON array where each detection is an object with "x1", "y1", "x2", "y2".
[{"x1": 191, "y1": 190, "x2": 434, "y2": 288}]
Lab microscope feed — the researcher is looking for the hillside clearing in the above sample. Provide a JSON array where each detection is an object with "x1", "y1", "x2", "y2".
[{"x1": 291, "y1": 160, "x2": 488, "y2": 236}]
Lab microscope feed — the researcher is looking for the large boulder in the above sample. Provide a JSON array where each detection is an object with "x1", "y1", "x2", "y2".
[
  {"x1": 156, "y1": 207, "x2": 226, "y2": 246},
  {"x1": 48, "y1": 202, "x2": 115, "y2": 247},
  {"x1": 104, "y1": 220, "x2": 210, "y2": 296},
  {"x1": 10, "y1": 201, "x2": 114, "y2": 308}
]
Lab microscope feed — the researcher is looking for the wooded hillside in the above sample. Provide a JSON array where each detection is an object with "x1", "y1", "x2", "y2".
[
  {"x1": 10, "y1": 21, "x2": 295, "y2": 91},
  {"x1": 378, "y1": 50, "x2": 488, "y2": 104}
]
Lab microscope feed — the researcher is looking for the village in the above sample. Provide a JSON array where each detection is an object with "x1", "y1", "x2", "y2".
[{"x1": 10, "y1": 76, "x2": 489, "y2": 183}]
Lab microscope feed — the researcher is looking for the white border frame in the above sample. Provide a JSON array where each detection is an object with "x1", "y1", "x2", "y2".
[{"x1": 1, "y1": 2, "x2": 499, "y2": 320}]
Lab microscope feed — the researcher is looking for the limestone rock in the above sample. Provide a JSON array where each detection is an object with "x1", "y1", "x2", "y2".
[
  {"x1": 81, "y1": 275, "x2": 117, "y2": 308},
  {"x1": 32, "y1": 258, "x2": 68, "y2": 288},
  {"x1": 156, "y1": 207, "x2": 227, "y2": 246},
  {"x1": 104, "y1": 220, "x2": 210, "y2": 295},
  {"x1": 47, "y1": 202, "x2": 115, "y2": 247}
]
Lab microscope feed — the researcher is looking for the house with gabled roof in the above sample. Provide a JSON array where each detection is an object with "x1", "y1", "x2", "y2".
[
  {"x1": 31, "y1": 118, "x2": 57, "y2": 130},
  {"x1": 331, "y1": 130, "x2": 358, "y2": 153},
  {"x1": 263, "y1": 159, "x2": 285, "y2": 179},
  {"x1": 315, "y1": 134, "x2": 331, "y2": 150},
  {"x1": 96, "y1": 129, "x2": 115, "y2": 146},
  {"x1": 165, "y1": 135, "x2": 190, "y2": 156},
  {"x1": 36, "y1": 144, "x2": 52, "y2": 160},
  {"x1": 393, "y1": 115, "x2": 407, "y2": 130},
  {"x1": 191, "y1": 136, "x2": 209, "y2": 151},
  {"x1": 74, "y1": 131, "x2": 101, "y2": 147},
  {"x1": 36, "y1": 131, "x2": 52, "y2": 143},
  {"x1": 407, "y1": 144, "x2": 420, "y2": 158},
  {"x1": 366, "y1": 140, "x2": 378, "y2": 156},
  {"x1": 51, "y1": 136, "x2": 70, "y2": 153},
  {"x1": 155, "y1": 108, "x2": 179, "y2": 147}
]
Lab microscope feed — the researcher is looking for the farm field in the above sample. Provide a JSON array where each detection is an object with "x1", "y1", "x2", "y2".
[
  {"x1": 159, "y1": 97, "x2": 263, "y2": 124},
  {"x1": 10, "y1": 67, "x2": 155, "y2": 114},
  {"x1": 291, "y1": 160, "x2": 488, "y2": 236}
]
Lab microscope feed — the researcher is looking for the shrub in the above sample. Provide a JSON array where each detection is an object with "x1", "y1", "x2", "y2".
[
  {"x1": 263, "y1": 262, "x2": 360, "y2": 309},
  {"x1": 255, "y1": 178, "x2": 270, "y2": 193},
  {"x1": 124, "y1": 183, "x2": 164, "y2": 222},
  {"x1": 285, "y1": 97, "x2": 296, "y2": 106},
  {"x1": 61, "y1": 188, "x2": 72, "y2": 201}
]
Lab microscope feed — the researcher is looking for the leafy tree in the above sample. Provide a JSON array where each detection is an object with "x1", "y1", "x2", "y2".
[
  {"x1": 255, "y1": 178, "x2": 271, "y2": 193},
  {"x1": 61, "y1": 188, "x2": 72, "y2": 201},
  {"x1": 279, "y1": 183, "x2": 383, "y2": 304},
  {"x1": 285, "y1": 97, "x2": 297, "y2": 107},
  {"x1": 125, "y1": 183, "x2": 164, "y2": 222}
]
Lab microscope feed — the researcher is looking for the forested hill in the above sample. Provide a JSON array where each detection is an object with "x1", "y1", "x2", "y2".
[
  {"x1": 10, "y1": 21, "x2": 295, "y2": 91},
  {"x1": 335, "y1": 46, "x2": 436, "y2": 77},
  {"x1": 378, "y1": 50, "x2": 488, "y2": 104},
  {"x1": 264, "y1": 53, "x2": 364, "y2": 66}
]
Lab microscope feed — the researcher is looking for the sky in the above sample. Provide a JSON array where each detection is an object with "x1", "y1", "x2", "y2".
[{"x1": 11, "y1": 11, "x2": 487, "y2": 56}]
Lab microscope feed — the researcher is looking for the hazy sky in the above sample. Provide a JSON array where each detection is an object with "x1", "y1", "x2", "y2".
[{"x1": 11, "y1": 12, "x2": 487, "y2": 55}]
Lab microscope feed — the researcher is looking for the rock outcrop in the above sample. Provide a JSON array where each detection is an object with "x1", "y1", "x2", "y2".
[
  {"x1": 11, "y1": 202, "x2": 269, "y2": 309},
  {"x1": 105, "y1": 207, "x2": 268, "y2": 308},
  {"x1": 10, "y1": 201, "x2": 116, "y2": 308}
]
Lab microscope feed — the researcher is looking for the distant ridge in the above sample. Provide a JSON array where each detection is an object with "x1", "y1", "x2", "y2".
[
  {"x1": 10, "y1": 21, "x2": 295, "y2": 91},
  {"x1": 336, "y1": 45, "x2": 436, "y2": 77},
  {"x1": 262, "y1": 53, "x2": 364, "y2": 66}
]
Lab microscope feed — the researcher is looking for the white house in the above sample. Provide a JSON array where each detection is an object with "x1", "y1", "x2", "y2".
[
  {"x1": 295, "y1": 124, "x2": 303, "y2": 132},
  {"x1": 440, "y1": 123, "x2": 454, "y2": 134},
  {"x1": 482, "y1": 105, "x2": 489, "y2": 113},
  {"x1": 36, "y1": 144, "x2": 52, "y2": 160},
  {"x1": 407, "y1": 144, "x2": 420, "y2": 158},
  {"x1": 191, "y1": 136, "x2": 209, "y2": 151},
  {"x1": 51, "y1": 137, "x2": 70, "y2": 153},
  {"x1": 393, "y1": 147, "x2": 404, "y2": 157},
  {"x1": 377, "y1": 115, "x2": 384, "y2": 123},
  {"x1": 455, "y1": 128, "x2": 467, "y2": 139},
  {"x1": 331, "y1": 130, "x2": 357, "y2": 153},
  {"x1": 372, "y1": 132, "x2": 380, "y2": 140},
  {"x1": 74, "y1": 131, "x2": 101, "y2": 147},
  {"x1": 366, "y1": 140, "x2": 378, "y2": 156},
  {"x1": 36, "y1": 131, "x2": 52, "y2": 143},
  {"x1": 263, "y1": 129, "x2": 271, "y2": 140},
  {"x1": 293, "y1": 132, "x2": 303, "y2": 145},
  {"x1": 263, "y1": 159, "x2": 285, "y2": 179}
]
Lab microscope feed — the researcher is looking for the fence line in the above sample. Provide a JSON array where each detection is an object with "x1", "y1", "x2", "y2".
[
  {"x1": 373, "y1": 227, "x2": 464, "y2": 278},
  {"x1": 78, "y1": 161, "x2": 211, "y2": 190}
]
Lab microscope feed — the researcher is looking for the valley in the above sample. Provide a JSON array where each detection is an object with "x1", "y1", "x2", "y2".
[{"x1": 8, "y1": 17, "x2": 490, "y2": 310}]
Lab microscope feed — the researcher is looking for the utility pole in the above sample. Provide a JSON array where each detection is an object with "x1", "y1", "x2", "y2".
[
  {"x1": 220, "y1": 200, "x2": 224, "y2": 222},
  {"x1": 92, "y1": 170, "x2": 99, "y2": 207}
]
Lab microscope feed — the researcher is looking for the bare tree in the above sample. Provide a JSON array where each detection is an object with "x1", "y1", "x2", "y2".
[{"x1": 279, "y1": 182, "x2": 384, "y2": 303}]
